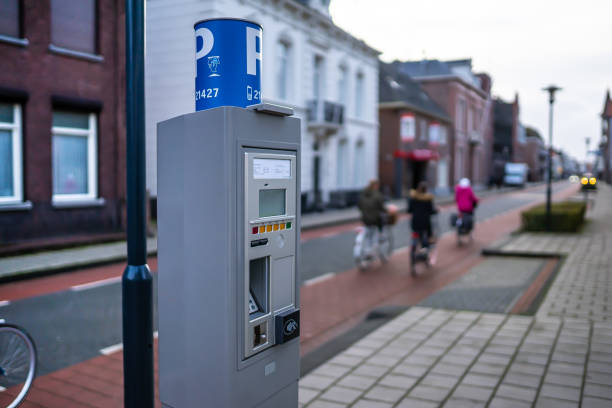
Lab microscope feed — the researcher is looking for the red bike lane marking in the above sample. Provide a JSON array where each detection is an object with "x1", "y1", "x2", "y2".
[{"x1": 0, "y1": 184, "x2": 573, "y2": 303}]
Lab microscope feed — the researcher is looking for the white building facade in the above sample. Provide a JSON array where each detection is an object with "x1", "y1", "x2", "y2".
[{"x1": 146, "y1": 0, "x2": 380, "y2": 211}]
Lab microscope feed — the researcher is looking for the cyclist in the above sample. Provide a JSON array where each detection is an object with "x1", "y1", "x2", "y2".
[
  {"x1": 408, "y1": 181, "x2": 438, "y2": 261},
  {"x1": 357, "y1": 180, "x2": 387, "y2": 260},
  {"x1": 455, "y1": 177, "x2": 479, "y2": 231},
  {"x1": 358, "y1": 179, "x2": 386, "y2": 230}
]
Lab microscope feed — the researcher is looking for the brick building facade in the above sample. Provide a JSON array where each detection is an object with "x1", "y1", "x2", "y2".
[
  {"x1": 396, "y1": 59, "x2": 494, "y2": 189},
  {"x1": 0, "y1": 0, "x2": 126, "y2": 252},
  {"x1": 378, "y1": 62, "x2": 452, "y2": 197}
]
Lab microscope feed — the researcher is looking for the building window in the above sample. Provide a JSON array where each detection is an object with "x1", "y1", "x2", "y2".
[
  {"x1": 353, "y1": 139, "x2": 365, "y2": 187},
  {"x1": 52, "y1": 111, "x2": 97, "y2": 202},
  {"x1": 276, "y1": 40, "x2": 290, "y2": 100},
  {"x1": 355, "y1": 73, "x2": 364, "y2": 116},
  {"x1": 338, "y1": 65, "x2": 348, "y2": 105},
  {"x1": 51, "y1": 0, "x2": 97, "y2": 54},
  {"x1": 313, "y1": 55, "x2": 324, "y2": 101},
  {"x1": 420, "y1": 119, "x2": 428, "y2": 141},
  {"x1": 456, "y1": 99, "x2": 466, "y2": 133},
  {"x1": 0, "y1": 103, "x2": 23, "y2": 203},
  {"x1": 336, "y1": 138, "x2": 348, "y2": 188},
  {"x1": 439, "y1": 126, "x2": 447, "y2": 145},
  {"x1": 0, "y1": 0, "x2": 20, "y2": 38}
]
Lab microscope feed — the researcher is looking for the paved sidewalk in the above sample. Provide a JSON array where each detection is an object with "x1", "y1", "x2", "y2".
[{"x1": 299, "y1": 185, "x2": 612, "y2": 407}]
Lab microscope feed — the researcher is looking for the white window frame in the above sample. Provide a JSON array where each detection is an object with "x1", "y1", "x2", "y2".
[
  {"x1": 338, "y1": 65, "x2": 348, "y2": 105},
  {"x1": 355, "y1": 72, "x2": 364, "y2": 117},
  {"x1": 0, "y1": 104, "x2": 23, "y2": 204},
  {"x1": 51, "y1": 112, "x2": 98, "y2": 203},
  {"x1": 276, "y1": 39, "x2": 291, "y2": 101}
]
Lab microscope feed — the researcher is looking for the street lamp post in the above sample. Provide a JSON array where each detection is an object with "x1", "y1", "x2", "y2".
[
  {"x1": 543, "y1": 85, "x2": 561, "y2": 232},
  {"x1": 123, "y1": 0, "x2": 154, "y2": 407}
]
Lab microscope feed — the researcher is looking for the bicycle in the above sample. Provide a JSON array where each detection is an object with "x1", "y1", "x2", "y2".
[
  {"x1": 0, "y1": 319, "x2": 37, "y2": 408},
  {"x1": 353, "y1": 212, "x2": 395, "y2": 271},
  {"x1": 409, "y1": 214, "x2": 438, "y2": 277}
]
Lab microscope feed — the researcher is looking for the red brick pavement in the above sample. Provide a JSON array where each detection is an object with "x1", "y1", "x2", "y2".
[{"x1": 2, "y1": 184, "x2": 578, "y2": 407}]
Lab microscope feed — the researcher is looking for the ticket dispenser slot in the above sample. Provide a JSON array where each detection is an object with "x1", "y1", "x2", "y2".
[{"x1": 244, "y1": 151, "x2": 298, "y2": 359}]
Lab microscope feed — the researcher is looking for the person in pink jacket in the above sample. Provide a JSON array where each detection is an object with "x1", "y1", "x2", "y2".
[{"x1": 455, "y1": 178, "x2": 479, "y2": 214}]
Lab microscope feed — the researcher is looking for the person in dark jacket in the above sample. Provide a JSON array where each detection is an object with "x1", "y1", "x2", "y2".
[
  {"x1": 358, "y1": 180, "x2": 386, "y2": 228},
  {"x1": 407, "y1": 181, "x2": 437, "y2": 247}
]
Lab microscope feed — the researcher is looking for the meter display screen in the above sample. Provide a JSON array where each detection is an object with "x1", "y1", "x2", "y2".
[
  {"x1": 259, "y1": 189, "x2": 286, "y2": 217},
  {"x1": 253, "y1": 159, "x2": 291, "y2": 179}
]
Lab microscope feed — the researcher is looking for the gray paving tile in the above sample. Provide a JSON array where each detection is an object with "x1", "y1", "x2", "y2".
[
  {"x1": 584, "y1": 383, "x2": 612, "y2": 400},
  {"x1": 488, "y1": 397, "x2": 531, "y2": 408},
  {"x1": 311, "y1": 364, "x2": 352, "y2": 379},
  {"x1": 443, "y1": 398, "x2": 485, "y2": 408},
  {"x1": 336, "y1": 374, "x2": 377, "y2": 391},
  {"x1": 352, "y1": 364, "x2": 389, "y2": 378},
  {"x1": 307, "y1": 401, "x2": 346, "y2": 408},
  {"x1": 535, "y1": 397, "x2": 579, "y2": 408},
  {"x1": 586, "y1": 371, "x2": 612, "y2": 386},
  {"x1": 299, "y1": 387, "x2": 320, "y2": 405},
  {"x1": 409, "y1": 384, "x2": 452, "y2": 402},
  {"x1": 363, "y1": 385, "x2": 406, "y2": 403},
  {"x1": 539, "y1": 383, "x2": 581, "y2": 402},
  {"x1": 378, "y1": 373, "x2": 418, "y2": 390},
  {"x1": 547, "y1": 362, "x2": 585, "y2": 376},
  {"x1": 430, "y1": 362, "x2": 468, "y2": 377},
  {"x1": 392, "y1": 363, "x2": 429, "y2": 379},
  {"x1": 420, "y1": 373, "x2": 460, "y2": 389},
  {"x1": 461, "y1": 373, "x2": 500, "y2": 388},
  {"x1": 328, "y1": 354, "x2": 364, "y2": 367},
  {"x1": 318, "y1": 386, "x2": 362, "y2": 404},
  {"x1": 544, "y1": 372, "x2": 583, "y2": 388},
  {"x1": 469, "y1": 363, "x2": 506, "y2": 376},
  {"x1": 495, "y1": 384, "x2": 537, "y2": 403},
  {"x1": 502, "y1": 372, "x2": 541, "y2": 388},
  {"x1": 396, "y1": 397, "x2": 439, "y2": 408},
  {"x1": 300, "y1": 375, "x2": 338, "y2": 391},
  {"x1": 508, "y1": 362, "x2": 547, "y2": 377},
  {"x1": 352, "y1": 399, "x2": 393, "y2": 408},
  {"x1": 582, "y1": 396, "x2": 612, "y2": 408},
  {"x1": 451, "y1": 384, "x2": 494, "y2": 402}
]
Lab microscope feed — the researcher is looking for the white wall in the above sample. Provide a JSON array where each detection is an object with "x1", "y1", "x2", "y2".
[{"x1": 145, "y1": 0, "x2": 379, "y2": 203}]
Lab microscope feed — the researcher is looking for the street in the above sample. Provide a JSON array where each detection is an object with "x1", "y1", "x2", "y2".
[{"x1": 0, "y1": 182, "x2": 573, "y2": 378}]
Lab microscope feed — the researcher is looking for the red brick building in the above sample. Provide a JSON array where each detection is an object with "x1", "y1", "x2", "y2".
[
  {"x1": 395, "y1": 59, "x2": 494, "y2": 189},
  {"x1": 0, "y1": 0, "x2": 126, "y2": 253},
  {"x1": 378, "y1": 62, "x2": 452, "y2": 196}
]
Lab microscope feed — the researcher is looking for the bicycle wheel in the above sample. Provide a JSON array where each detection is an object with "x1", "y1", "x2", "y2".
[
  {"x1": 378, "y1": 226, "x2": 394, "y2": 263},
  {"x1": 0, "y1": 324, "x2": 37, "y2": 408}
]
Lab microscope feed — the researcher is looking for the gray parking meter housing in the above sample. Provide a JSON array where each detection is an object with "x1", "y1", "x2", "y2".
[{"x1": 157, "y1": 106, "x2": 300, "y2": 408}]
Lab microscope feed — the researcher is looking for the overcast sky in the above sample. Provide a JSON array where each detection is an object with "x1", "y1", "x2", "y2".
[{"x1": 329, "y1": 0, "x2": 612, "y2": 162}]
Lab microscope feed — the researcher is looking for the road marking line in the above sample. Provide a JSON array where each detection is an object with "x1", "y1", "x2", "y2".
[
  {"x1": 100, "y1": 342, "x2": 123, "y2": 355},
  {"x1": 71, "y1": 276, "x2": 121, "y2": 291},
  {"x1": 303, "y1": 272, "x2": 335, "y2": 286},
  {"x1": 154, "y1": 331, "x2": 159, "y2": 339},
  {"x1": 0, "y1": 385, "x2": 5, "y2": 392},
  {"x1": 0, "y1": 300, "x2": 10, "y2": 307}
]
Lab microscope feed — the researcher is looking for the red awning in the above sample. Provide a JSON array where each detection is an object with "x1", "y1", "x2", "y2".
[{"x1": 393, "y1": 149, "x2": 439, "y2": 161}]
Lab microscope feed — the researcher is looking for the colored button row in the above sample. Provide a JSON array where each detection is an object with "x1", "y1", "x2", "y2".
[{"x1": 252, "y1": 222, "x2": 292, "y2": 235}]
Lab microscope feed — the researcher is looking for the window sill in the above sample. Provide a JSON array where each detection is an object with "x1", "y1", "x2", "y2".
[
  {"x1": 0, "y1": 201, "x2": 33, "y2": 211},
  {"x1": 52, "y1": 197, "x2": 106, "y2": 209},
  {"x1": 0, "y1": 35, "x2": 28, "y2": 47},
  {"x1": 49, "y1": 44, "x2": 104, "y2": 63}
]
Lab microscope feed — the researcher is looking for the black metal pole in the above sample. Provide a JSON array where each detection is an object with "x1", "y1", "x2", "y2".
[
  {"x1": 546, "y1": 95, "x2": 553, "y2": 231},
  {"x1": 123, "y1": 0, "x2": 154, "y2": 407}
]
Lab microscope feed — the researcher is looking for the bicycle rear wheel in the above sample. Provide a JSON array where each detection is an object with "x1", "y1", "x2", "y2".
[
  {"x1": 0, "y1": 324, "x2": 37, "y2": 408},
  {"x1": 378, "y1": 226, "x2": 394, "y2": 263}
]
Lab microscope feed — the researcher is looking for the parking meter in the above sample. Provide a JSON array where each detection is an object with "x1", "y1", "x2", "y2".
[{"x1": 157, "y1": 104, "x2": 300, "y2": 407}]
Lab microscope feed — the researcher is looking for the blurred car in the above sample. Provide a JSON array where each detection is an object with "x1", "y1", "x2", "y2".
[
  {"x1": 569, "y1": 174, "x2": 580, "y2": 183},
  {"x1": 580, "y1": 173, "x2": 597, "y2": 191}
]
